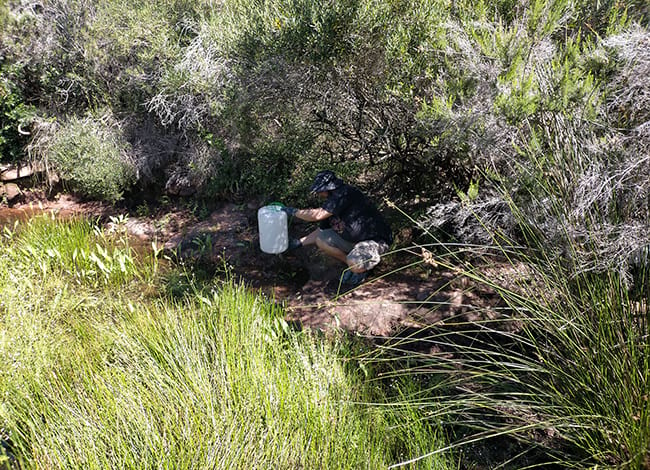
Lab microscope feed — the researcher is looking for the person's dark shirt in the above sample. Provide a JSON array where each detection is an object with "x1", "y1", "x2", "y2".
[{"x1": 319, "y1": 184, "x2": 393, "y2": 245}]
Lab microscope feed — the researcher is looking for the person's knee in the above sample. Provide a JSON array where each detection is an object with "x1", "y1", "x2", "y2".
[{"x1": 316, "y1": 234, "x2": 339, "y2": 259}]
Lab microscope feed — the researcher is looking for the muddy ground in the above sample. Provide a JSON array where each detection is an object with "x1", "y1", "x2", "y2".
[{"x1": 2, "y1": 193, "x2": 524, "y2": 341}]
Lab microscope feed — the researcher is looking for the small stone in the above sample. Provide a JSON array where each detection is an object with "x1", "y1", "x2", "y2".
[
  {"x1": 165, "y1": 174, "x2": 196, "y2": 196},
  {"x1": 0, "y1": 183, "x2": 22, "y2": 202}
]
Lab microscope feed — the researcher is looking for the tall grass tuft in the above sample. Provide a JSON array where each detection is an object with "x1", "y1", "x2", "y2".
[
  {"x1": 0, "y1": 215, "x2": 451, "y2": 469},
  {"x1": 384, "y1": 203, "x2": 650, "y2": 468}
]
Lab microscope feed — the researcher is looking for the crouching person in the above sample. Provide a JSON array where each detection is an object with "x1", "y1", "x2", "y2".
[{"x1": 282, "y1": 170, "x2": 393, "y2": 286}]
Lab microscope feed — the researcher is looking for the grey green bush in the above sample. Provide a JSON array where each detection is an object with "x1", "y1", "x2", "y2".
[{"x1": 42, "y1": 112, "x2": 136, "y2": 202}]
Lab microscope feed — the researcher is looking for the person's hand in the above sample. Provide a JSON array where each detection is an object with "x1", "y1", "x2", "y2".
[
  {"x1": 287, "y1": 238, "x2": 302, "y2": 251},
  {"x1": 281, "y1": 206, "x2": 298, "y2": 217}
]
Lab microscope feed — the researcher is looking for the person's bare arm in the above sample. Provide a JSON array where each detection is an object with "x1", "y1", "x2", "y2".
[{"x1": 295, "y1": 207, "x2": 332, "y2": 222}]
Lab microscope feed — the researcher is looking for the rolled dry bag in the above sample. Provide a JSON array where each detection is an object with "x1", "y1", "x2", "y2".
[{"x1": 258, "y1": 205, "x2": 288, "y2": 254}]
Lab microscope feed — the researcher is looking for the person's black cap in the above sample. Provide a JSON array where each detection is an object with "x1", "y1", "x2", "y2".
[{"x1": 309, "y1": 170, "x2": 343, "y2": 193}]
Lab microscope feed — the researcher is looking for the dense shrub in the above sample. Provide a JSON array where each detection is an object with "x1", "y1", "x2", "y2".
[
  {"x1": 40, "y1": 112, "x2": 136, "y2": 202},
  {"x1": 146, "y1": 0, "x2": 493, "y2": 203},
  {"x1": 400, "y1": 2, "x2": 650, "y2": 284},
  {"x1": 488, "y1": 25, "x2": 650, "y2": 282},
  {"x1": 0, "y1": 0, "x2": 204, "y2": 113}
]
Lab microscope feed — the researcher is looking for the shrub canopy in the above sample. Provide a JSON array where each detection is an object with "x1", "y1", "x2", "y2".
[{"x1": 0, "y1": 0, "x2": 649, "y2": 271}]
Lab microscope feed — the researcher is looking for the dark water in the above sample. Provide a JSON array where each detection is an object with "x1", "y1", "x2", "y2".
[
  {"x1": 0, "y1": 205, "x2": 155, "y2": 257},
  {"x1": 0, "y1": 206, "x2": 82, "y2": 232}
]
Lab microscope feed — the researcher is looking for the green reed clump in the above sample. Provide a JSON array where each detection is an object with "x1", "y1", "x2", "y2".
[
  {"x1": 1, "y1": 213, "x2": 145, "y2": 288},
  {"x1": 378, "y1": 231, "x2": 650, "y2": 468},
  {"x1": 0, "y1": 215, "x2": 450, "y2": 469}
]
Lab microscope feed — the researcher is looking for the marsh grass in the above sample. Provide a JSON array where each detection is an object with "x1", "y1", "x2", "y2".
[{"x1": 0, "y1": 215, "x2": 450, "y2": 469}]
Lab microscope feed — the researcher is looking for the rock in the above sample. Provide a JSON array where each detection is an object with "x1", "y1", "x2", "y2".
[
  {"x1": 0, "y1": 183, "x2": 22, "y2": 202},
  {"x1": 165, "y1": 174, "x2": 196, "y2": 196},
  {"x1": 0, "y1": 162, "x2": 45, "y2": 181}
]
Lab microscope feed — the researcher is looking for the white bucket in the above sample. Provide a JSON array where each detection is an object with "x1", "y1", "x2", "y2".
[{"x1": 257, "y1": 205, "x2": 288, "y2": 254}]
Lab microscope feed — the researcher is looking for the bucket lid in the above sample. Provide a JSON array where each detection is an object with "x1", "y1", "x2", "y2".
[{"x1": 261, "y1": 202, "x2": 284, "y2": 211}]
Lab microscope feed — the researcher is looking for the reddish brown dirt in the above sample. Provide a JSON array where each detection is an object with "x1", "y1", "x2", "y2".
[{"x1": 3, "y1": 194, "x2": 514, "y2": 337}]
